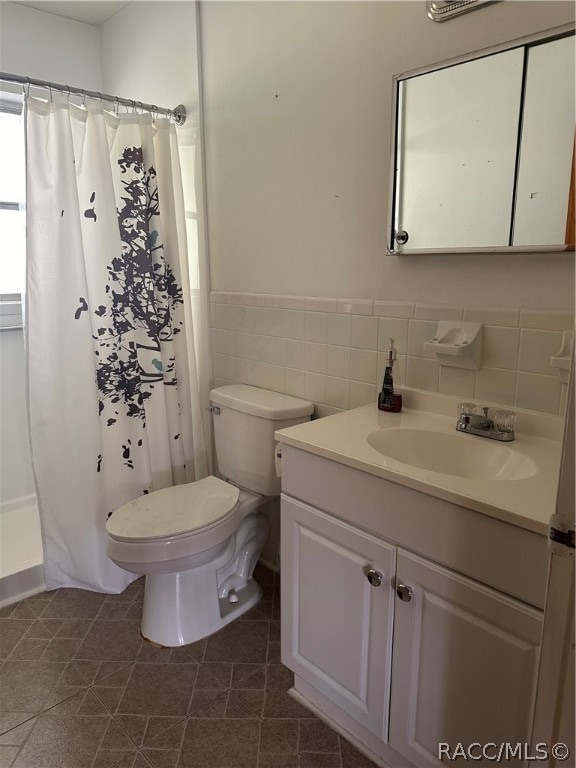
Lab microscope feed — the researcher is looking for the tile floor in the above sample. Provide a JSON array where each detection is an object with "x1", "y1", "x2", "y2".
[{"x1": 0, "y1": 564, "x2": 378, "y2": 768}]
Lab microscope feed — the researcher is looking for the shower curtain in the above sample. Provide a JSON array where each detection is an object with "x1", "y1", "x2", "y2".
[{"x1": 25, "y1": 96, "x2": 208, "y2": 592}]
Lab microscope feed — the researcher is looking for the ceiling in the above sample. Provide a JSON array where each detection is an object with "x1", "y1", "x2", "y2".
[{"x1": 14, "y1": 1, "x2": 131, "y2": 26}]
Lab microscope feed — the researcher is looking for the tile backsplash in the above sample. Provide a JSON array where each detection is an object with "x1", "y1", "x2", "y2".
[{"x1": 210, "y1": 293, "x2": 574, "y2": 417}]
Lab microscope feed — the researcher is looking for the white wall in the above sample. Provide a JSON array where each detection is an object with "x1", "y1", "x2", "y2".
[
  {"x1": 200, "y1": 1, "x2": 575, "y2": 310},
  {"x1": 100, "y1": 1, "x2": 199, "y2": 121},
  {"x1": 0, "y1": 2, "x2": 102, "y2": 90}
]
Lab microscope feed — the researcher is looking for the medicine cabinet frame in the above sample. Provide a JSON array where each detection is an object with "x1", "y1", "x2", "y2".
[{"x1": 386, "y1": 23, "x2": 575, "y2": 256}]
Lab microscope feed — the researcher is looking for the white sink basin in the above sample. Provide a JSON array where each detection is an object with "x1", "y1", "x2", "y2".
[{"x1": 367, "y1": 428, "x2": 538, "y2": 481}]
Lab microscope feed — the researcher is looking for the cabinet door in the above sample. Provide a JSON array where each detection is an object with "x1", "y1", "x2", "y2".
[
  {"x1": 281, "y1": 495, "x2": 396, "y2": 739},
  {"x1": 389, "y1": 550, "x2": 543, "y2": 767}
]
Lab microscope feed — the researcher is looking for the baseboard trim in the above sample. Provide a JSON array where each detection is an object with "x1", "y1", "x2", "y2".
[
  {"x1": 0, "y1": 564, "x2": 45, "y2": 608},
  {"x1": 258, "y1": 557, "x2": 279, "y2": 574}
]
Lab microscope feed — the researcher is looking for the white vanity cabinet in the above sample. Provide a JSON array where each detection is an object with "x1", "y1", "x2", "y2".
[
  {"x1": 389, "y1": 550, "x2": 542, "y2": 766},
  {"x1": 280, "y1": 445, "x2": 547, "y2": 768},
  {"x1": 281, "y1": 496, "x2": 396, "y2": 737}
]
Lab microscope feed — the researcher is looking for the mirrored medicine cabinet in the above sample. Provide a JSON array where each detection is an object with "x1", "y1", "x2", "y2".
[{"x1": 387, "y1": 24, "x2": 575, "y2": 255}]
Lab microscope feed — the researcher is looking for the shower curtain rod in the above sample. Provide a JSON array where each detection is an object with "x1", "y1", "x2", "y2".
[{"x1": 0, "y1": 70, "x2": 187, "y2": 125}]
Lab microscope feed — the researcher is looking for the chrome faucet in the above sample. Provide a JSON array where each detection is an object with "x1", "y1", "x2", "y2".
[{"x1": 456, "y1": 405, "x2": 516, "y2": 442}]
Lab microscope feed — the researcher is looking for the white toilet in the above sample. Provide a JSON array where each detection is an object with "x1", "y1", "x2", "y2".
[{"x1": 105, "y1": 385, "x2": 313, "y2": 647}]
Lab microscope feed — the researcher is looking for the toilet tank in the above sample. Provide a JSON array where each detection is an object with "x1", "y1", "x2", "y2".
[{"x1": 210, "y1": 385, "x2": 313, "y2": 496}]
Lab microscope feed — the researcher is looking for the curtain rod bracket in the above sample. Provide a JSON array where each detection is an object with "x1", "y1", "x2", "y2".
[{"x1": 173, "y1": 105, "x2": 186, "y2": 126}]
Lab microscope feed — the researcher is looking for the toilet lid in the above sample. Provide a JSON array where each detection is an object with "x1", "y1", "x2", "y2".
[{"x1": 106, "y1": 476, "x2": 240, "y2": 541}]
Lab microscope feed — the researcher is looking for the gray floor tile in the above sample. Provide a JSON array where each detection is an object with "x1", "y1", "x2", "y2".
[
  {"x1": 142, "y1": 717, "x2": 186, "y2": 749},
  {"x1": 141, "y1": 748, "x2": 179, "y2": 767},
  {"x1": 260, "y1": 719, "x2": 299, "y2": 754},
  {"x1": 67, "y1": 658, "x2": 131, "y2": 687},
  {"x1": 0, "y1": 621, "x2": 34, "y2": 659},
  {"x1": 263, "y1": 689, "x2": 320, "y2": 720},
  {"x1": 0, "y1": 745, "x2": 20, "y2": 767},
  {"x1": 117, "y1": 663, "x2": 198, "y2": 717},
  {"x1": 266, "y1": 664, "x2": 294, "y2": 691},
  {"x1": 97, "y1": 602, "x2": 133, "y2": 621},
  {"x1": 231, "y1": 663, "x2": 266, "y2": 689},
  {"x1": 269, "y1": 621, "x2": 281, "y2": 643},
  {"x1": 0, "y1": 660, "x2": 68, "y2": 714},
  {"x1": 93, "y1": 749, "x2": 140, "y2": 768},
  {"x1": 41, "y1": 637, "x2": 83, "y2": 661},
  {"x1": 225, "y1": 689, "x2": 265, "y2": 718},
  {"x1": 22, "y1": 620, "x2": 52, "y2": 640},
  {"x1": 187, "y1": 689, "x2": 228, "y2": 718},
  {"x1": 0, "y1": 567, "x2": 374, "y2": 768},
  {"x1": 132, "y1": 756, "x2": 153, "y2": 768},
  {"x1": 203, "y1": 621, "x2": 269, "y2": 664},
  {"x1": 194, "y1": 662, "x2": 231, "y2": 689},
  {"x1": 38, "y1": 588, "x2": 106, "y2": 620},
  {"x1": 267, "y1": 640, "x2": 282, "y2": 664},
  {"x1": 298, "y1": 720, "x2": 340, "y2": 752},
  {"x1": 339, "y1": 738, "x2": 380, "y2": 767},
  {"x1": 0, "y1": 715, "x2": 37, "y2": 743},
  {"x1": 22, "y1": 592, "x2": 56, "y2": 619},
  {"x1": 300, "y1": 752, "x2": 342, "y2": 768},
  {"x1": 112, "y1": 714, "x2": 148, "y2": 747},
  {"x1": 7, "y1": 637, "x2": 51, "y2": 661},
  {"x1": 254, "y1": 563, "x2": 276, "y2": 586},
  {"x1": 181, "y1": 638, "x2": 206, "y2": 663},
  {"x1": 12, "y1": 692, "x2": 113, "y2": 768},
  {"x1": 259, "y1": 756, "x2": 312, "y2": 768},
  {"x1": 5, "y1": 604, "x2": 36, "y2": 621},
  {"x1": 179, "y1": 716, "x2": 261, "y2": 767},
  {"x1": 53, "y1": 618, "x2": 94, "y2": 639},
  {"x1": 75, "y1": 620, "x2": 143, "y2": 661}
]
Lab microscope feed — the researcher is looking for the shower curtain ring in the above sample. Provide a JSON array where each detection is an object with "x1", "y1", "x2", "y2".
[
  {"x1": 114, "y1": 97, "x2": 120, "y2": 115},
  {"x1": 23, "y1": 77, "x2": 31, "y2": 99},
  {"x1": 81, "y1": 91, "x2": 87, "y2": 108}
]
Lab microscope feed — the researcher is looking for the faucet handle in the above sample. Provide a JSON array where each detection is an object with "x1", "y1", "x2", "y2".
[
  {"x1": 457, "y1": 402, "x2": 477, "y2": 417},
  {"x1": 482, "y1": 406, "x2": 490, "y2": 418},
  {"x1": 493, "y1": 409, "x2": 517, "y2": 433}
]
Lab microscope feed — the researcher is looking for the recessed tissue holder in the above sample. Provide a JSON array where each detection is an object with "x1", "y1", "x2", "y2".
[
  {"x1": 550, "y1": 330, "x2": 574, "y2": 384},
  {"x1": 424, "y1": 321, "x2": 483, "y2": 370}
]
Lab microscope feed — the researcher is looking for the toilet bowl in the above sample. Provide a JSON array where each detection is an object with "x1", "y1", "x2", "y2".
[{"x1": 105, "y1": 385, "x2": 313, "y2": 647}]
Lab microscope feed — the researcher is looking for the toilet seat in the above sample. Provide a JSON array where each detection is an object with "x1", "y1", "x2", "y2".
[{"x1": 106, "y1": 476, "x2": 240, "y2": 542}]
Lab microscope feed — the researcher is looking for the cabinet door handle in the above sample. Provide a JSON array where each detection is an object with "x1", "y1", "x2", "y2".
[
  {"x1": 396, "y1": 583, "x2": 413, "y2": 602},
  {"x1": 365, "y1": 568, "x2": 383, "y2": 587}
]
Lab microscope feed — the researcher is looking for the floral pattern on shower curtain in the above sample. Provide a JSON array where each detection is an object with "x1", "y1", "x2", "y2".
[{"x1": 25, "y1": 97, "x2": 208, "y2": 592}]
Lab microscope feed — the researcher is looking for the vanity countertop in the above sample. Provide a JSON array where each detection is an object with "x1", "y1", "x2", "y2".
[{"x1": 276, "y1": 399, "x2": 563, "y2": 536}]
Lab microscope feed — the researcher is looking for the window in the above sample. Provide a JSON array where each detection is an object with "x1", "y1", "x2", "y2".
[{"x1": 0, "y1": 97, "x2": 26, "y2": 328}]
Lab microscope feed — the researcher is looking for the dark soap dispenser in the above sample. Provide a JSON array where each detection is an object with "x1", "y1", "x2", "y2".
[{"x1": 378, "y1": 338, "x2": 403, "y2": 413}]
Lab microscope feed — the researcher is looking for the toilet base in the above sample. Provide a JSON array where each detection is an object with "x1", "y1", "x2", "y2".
[
  {"x1": 139, "y1": 510, "x2": 269, "y2": 647},
  {"x1": 141, "y1": 578, "x2": 262, "y2": 648}
]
